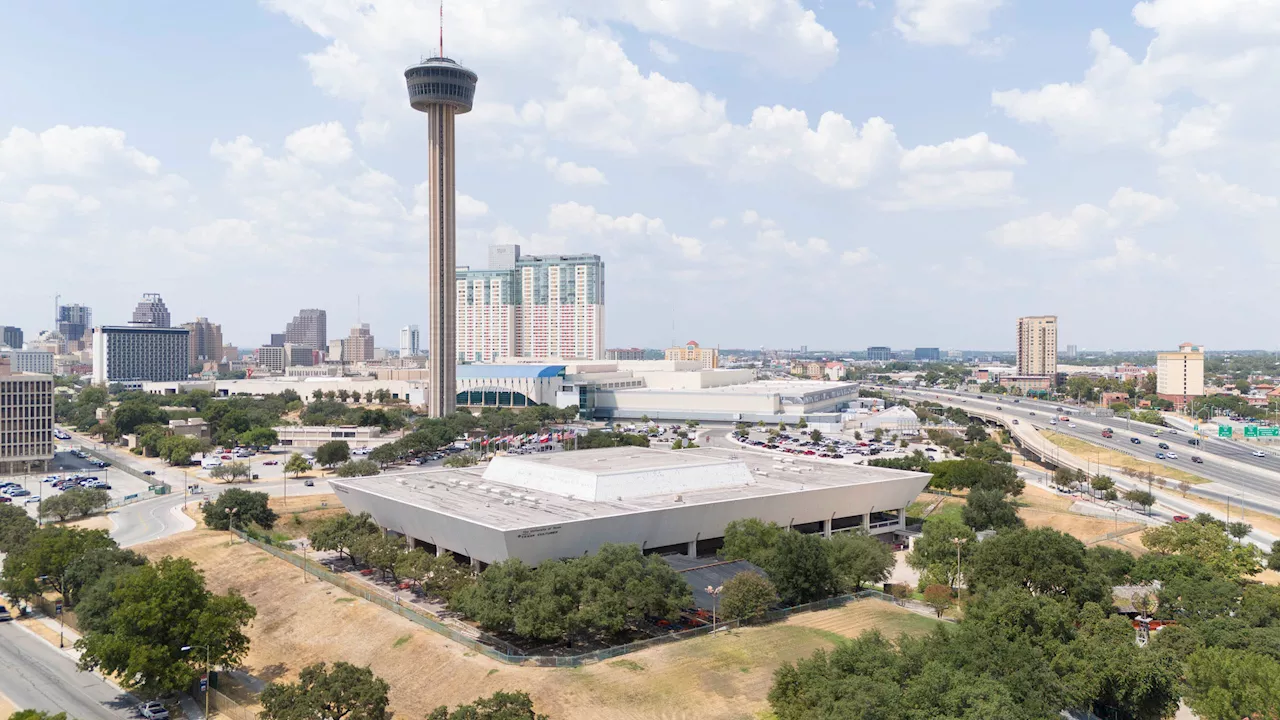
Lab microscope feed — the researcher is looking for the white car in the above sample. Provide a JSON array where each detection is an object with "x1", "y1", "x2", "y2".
[
  {"x1": 1253, "y1": 450, "x2": 1268, "y2": 458},
  {"x1": 1068, "y1": 423, "x2": 1077, "y2": 428},
  {"x1": 1165, "y1": 452, "x2": 1178, "y2": 459}
]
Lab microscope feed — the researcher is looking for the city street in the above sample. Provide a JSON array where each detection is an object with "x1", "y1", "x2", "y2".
[{"x1": 0, "y1": 621, "x2": 134, "y2": 720}]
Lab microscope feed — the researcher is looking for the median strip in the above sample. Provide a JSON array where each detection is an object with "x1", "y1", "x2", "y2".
[{"x1": 1038, "y1": 430, "x2": 1209, "y2": 485}]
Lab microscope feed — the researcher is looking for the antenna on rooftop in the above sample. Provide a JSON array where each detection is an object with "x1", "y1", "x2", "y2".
[{"x1": 439, "y1": 0, "x2": 444, "y2": 58}]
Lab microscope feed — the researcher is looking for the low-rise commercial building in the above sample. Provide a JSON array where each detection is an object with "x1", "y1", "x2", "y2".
[
  {"x1": 0, "y1": 357, "x2": 54, "y2": 475},
  {"x1": 606, "y1": 348, "x2": 646, "y2": 361},
  {"x1": 275, "y1": 425, "x2": 390, "y2": 449},
  {"x1": 330, "y1": 446, "x2": 929, "y2": 568},
  {"x1": 998, "y1": 375, "x2": 1055, "y2": 394},
  {"x1": 665, "y1": 341, "x2": 719, "y2": 369}
]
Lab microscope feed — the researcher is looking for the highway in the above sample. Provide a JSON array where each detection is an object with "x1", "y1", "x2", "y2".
[
  {"x1": 882, "y1": 386, "x2": 1280, "y2": 501},
  {"x1": 906, "y1": 386, "x2": 1280, "y2": 475},
  {"x1": 0, "y1": 622, "x2": 134, "y2": 720}
]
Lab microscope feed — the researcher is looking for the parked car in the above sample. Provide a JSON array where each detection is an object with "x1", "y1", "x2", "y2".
[
  {"x1": 138, "y1": 702, "x2": 170, "y2": 720},
  {"x1": 263, "y1": 460, "x2": 279, "y2": 465},
  {"x1": 0, "y1": 605, "x2": 10, "y2": 621},
  {"x1": 142, "y1": 470, "x2": 156, "y2": 476}
]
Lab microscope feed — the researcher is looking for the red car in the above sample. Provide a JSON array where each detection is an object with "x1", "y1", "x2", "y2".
[
  {"x1": 221, "y1": 454, "x2": 233, "y2": 460},
  {"x1": 263, "y1": 460, "x2": 279, "y2": 465},
  {"x1": 1172, "y1": 515, "x2": 1190, "y2": 523}
]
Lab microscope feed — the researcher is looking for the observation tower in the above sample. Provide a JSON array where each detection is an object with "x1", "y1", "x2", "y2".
[{"x1": 405, "y1": 55, "x2": 477, "y2": 417}]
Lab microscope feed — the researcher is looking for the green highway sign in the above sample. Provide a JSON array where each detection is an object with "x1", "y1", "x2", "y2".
[
  {"x1": 1246, "y1": 426, "x2": 1259, "y2": 438},
  {"x1": 1262, "y1": 427, "x2": 1280, "y2": 437},
  {"x1": 1193, "y1": 424, "x2": 1200, "y2": 432},
  {"x1": 1219, "y1": 425, "x2": 1233, "y2": 438}
]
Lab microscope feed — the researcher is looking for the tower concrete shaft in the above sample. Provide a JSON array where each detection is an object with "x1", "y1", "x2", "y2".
[
  {"x1": 406, "y1": 56, "x2": 477, "y2": 418},
  {"x1": 426, "y1": 103, "x2": 457, "y2": 417}
]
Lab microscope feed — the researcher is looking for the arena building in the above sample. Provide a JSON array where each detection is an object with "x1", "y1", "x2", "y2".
[{"x1": 329, "y1": 445, "x2": 929, "y2": 568}]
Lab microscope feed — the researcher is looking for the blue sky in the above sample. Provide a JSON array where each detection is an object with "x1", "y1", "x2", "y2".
[{"x1": 2, "y1": 0, "x2": 1277, "y2": 352}]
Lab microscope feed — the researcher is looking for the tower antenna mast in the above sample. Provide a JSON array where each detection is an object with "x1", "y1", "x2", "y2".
[{"x1": 439, "y1": 0, "x2": 444, "y2": 58}]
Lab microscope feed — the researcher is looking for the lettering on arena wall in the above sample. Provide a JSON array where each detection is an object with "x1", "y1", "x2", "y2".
[{"x1": 516, "y1": 525, "x2": 562, "y2": 540}]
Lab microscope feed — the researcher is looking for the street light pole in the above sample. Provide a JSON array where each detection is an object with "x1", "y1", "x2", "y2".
[{"x1": 951, "y1": 537, "x2": 968, "y2": 592}]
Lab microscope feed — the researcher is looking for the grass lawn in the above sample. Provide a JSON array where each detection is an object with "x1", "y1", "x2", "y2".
[
  {"x1": 136, "y1": 527, "x2": 942, "y2": 720},
  {"x1": 1039, "y1": 430, "x2": 1209, "y2": 485}
]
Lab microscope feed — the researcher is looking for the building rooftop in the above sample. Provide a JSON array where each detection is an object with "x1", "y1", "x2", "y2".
[
  {"x1": 608, "y1": 379, "x2": 853, "y2": 397},
  {"x1": 328, "y1": 446, "x2": 929, "y2": 532},
  {"x1": 456, "y1": 364, "x2": 566, "y2": 379}
]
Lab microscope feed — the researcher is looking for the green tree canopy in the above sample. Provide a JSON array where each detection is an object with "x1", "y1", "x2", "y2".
[
  {"x1": 967, "y1": 527, "x2": 1109, "y2": 606},
  {"x1": 962, "y1": 489, "x2": 1024, "y2": 532},
  {"x1": 426, "y1": 691, "x2": 550, "y2": 720},
  {"x1": 1142, "y1": 519, "x2": 1262, "y2": 579},
  {"x1": 1, "y1": 527, "x2": 117, "y2": 601},
  {"x1": 0, "y1": 503, "x2": 37, "y2": 554},
  {"x1": 929, "y1": 459, "x2": 1024, "y2": 496},
  {"x1": 260, "y1": 662, "x2": 391, "y2": 720},
  {"x1": 335, "y1": 459, "x2": 381, "y2": 477},
  {"x1": 285, "y1": 452, "x2": 313, "y2": 478},
  {"x1": 315, "y1": 440, "x2": 351, "y2": 468},
  {"x1": 76, "y1": 556, "x2": 256, "y2": 696},
  {"x1": 907, "y1": 514, "x2": 976, "y2": 589},
  {"x1": 719, "y1": 571, "x2": 778, "y2": 621},
  {"x1": 827, "y1": 532, "x2": 894, "y2": 592},
  {"x1": 308, "y1": 512, "x2": 380, "y2": 563},
  {"x1": 202, "y1": 488, "x2": 278, "y2": 531}
]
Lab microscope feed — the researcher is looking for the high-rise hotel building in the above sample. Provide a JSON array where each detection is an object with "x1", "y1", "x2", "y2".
[
  {"x1": 0, "y1": 355, "x2": 55, "y2": 475},
  {"x1": 1016, "y1": 315, "x2": 1058, "y2": 377},
  {"x1": 458, "y1": 245, "x2": 604, "y2": 362}
]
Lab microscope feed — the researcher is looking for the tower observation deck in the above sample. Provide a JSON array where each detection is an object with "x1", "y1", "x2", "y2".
[{"x1": 406, "y1": 56, "x2": 478, "y2": 418}]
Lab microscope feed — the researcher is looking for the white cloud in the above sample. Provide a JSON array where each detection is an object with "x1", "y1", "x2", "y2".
[
  {"x1": 990, "y1": 204, "x2": 1110, "y2": 249},
  {"x1": 284, "y1": 121, "x2": 354, "y2": 164},
  {"x1": 841, "y1": 247, "x2": 874, "y2": 266},
  {"x1": 0, "y1": 125, "x2": 160, "y2": 180},
  {"x1": 884, "y1": 170, "x2": 1019, "y2": 211},
  {"x1": 708, "y1": 216, "x2": 727, "y2": 229},
  {"x1": 894, "y1": 0, "x2": 1006, "y2": 48},
  {"x1": 1161, "y1": 168, "x2": 1279, "y2": 213},
  {"x1": 994, "y1": 2, "x2": 1280, "y2": 152},
  {"x1": 544, "y1": 157, "x2": 608, "y2": 185},
  {"x1": 1091, "y1": 236, "x2": 1167, "y2": 273},
  {"x1": 649, "y1": 39, "x2": 678, "y2": 64},
  {"x1": 457, "y1": 193, "x2": 490, "y2": 218},
  {"x1": 547, "y1": 201, "x2": 702, "y2": 258},
  {"x1": 742, "y1": 209, "x2": 833, "y2": 260},
  {"x1": 1107, "y1": 187, "x2": 1177, "y2": 226},
  {"x1": 899, "y1": 133, "x2": 1023, "y2": 173}
]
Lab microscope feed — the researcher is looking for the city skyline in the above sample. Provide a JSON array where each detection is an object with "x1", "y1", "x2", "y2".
[{"x1": 3, "y1": 2, "x2": 1279, "y2": 350}]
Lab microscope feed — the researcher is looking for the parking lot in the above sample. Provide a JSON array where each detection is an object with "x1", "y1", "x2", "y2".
[{"x1": 2, "y1": 450, "x2": 160, "y2": 517}]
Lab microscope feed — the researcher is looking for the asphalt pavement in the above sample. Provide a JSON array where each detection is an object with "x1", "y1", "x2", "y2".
[
  {"x1": 885, "y1": 387, "x2": 1280, "y2": 501},
  {"x1": 0, "y1": 621, "x2": 134, "y2": 720}
]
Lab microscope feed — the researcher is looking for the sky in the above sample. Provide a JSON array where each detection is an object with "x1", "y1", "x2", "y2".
[{"x1": 2, "y1": 0, "x2": 1278, "y2": 352}]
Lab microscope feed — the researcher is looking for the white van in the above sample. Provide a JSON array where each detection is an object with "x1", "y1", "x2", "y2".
[{"x1": 201, "y1": 457, "x2": 223, "y2": 469}]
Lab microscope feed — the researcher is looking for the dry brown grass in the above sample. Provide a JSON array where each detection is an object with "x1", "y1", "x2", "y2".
[
  {"x1": 0, "y1": 689, "x2": 17, "y2": 720},
  {"x1": 1185, "y1": 495, "x2": 1280, "y2": 538},
  {"x1": 1016, "y1": 507, "x2": 1144, "y2": 545},
  {"x1": 136, "y1": 528, "x2": 940, "y2": 720}
]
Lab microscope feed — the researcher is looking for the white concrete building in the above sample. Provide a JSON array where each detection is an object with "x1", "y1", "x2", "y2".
[
  {"x1": 92, "y1": 326, "x2": 190, "y2": 387},
  {"x1": 0, "y1": 358, "x2": 54, "y2": 475},
  {"x1": 141, "y1": 377, "x2": 425, "y2": 405},
  {"x1": 330, "y1": 445, "x2": 929, "y2": 567},
  {"x1": 275, "y1": 425, "x2": 390, "y2": 449},
  {"x1": 1157, "y1": 343, "x2": 1205, "y2": 409},
  {"x1": 1016, "y1": 315, "x2": 1058, "y2": 378},
  {"x1": 0, "y1": 350, "x2": 54, "y2": 375},
  {"x1": 400, "y1": 325, "x2": 421, "y2": 357}
]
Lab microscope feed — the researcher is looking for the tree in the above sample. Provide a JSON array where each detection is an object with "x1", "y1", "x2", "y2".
[
  {"x1": 309, "y1": 512, "x2": 380, "y2": 563},
  {"x1": 427, "y1": 691, "x2": 549, "y2": 720},
  {"x1": 10, "y1": 712, "x2": 71, "y2": 720},
  {"x1": 110, "y1": 400, "x2": 167, "y2": 436},
  {"x1": 1090, "y1": 475, "x2": 1115, "y2": 499},
  {"x1": 39, "y1": 487, "x2": 111, "y2": 522},
  {"x1": 260, "y1": 662, "x2": 391, "y2": 720},
  {"x1": 1142, "y1": 520, "x2": 1262, "y2": 579},
  {"x1": 719, "y1": 571, "x2": 778, "y2": 621},
  {"x1": 809, "y1": 429, "x2": 823, "y2": 444},
  {"x1": 63, "y1": 545, "x2": 147, "y2": 607},
  {"x1": 719, "y1": 518, "x2": 784, "y2": 569},
  {"x1": 312, "y1": 389, "x2": 323, "y2": 402},
  {"x1": 1184, "y1": 647, "x2": 1280, "y2": 720},
  {"x1": 962, "y1": 488, "x2": 1023, "y2": 531},
  {"x1": 351, "y1": 533, "x2": 404, "y2": 579},
  {"x1": 1271, "y1": 540, "x2": 1280, "y2": 571},
  {"x1": 337, "y1": 389, "x2": 351, "y2": 402},
  {"x1": 202, "y1": 488, "x2": 277, "y2": 531},
  {"x1": 907, "y1": 514, "x2": 976, "y2": 590},
  {"x1": 157, "y1": 435, "x2": 204, "y2": 465},
  {"x1": 1123, "y1": 489, "x2": 1156, "y2": 515},
  {"x1": 315, "y1": 440, "x2": 351, "y2": 468},
  {"x1": 768, "y1": 531, "x2": 837, "y2": 605},
  {"x1": 395, "y1": 550, "x2": 472, "y2": 600},
  {"x1": 967, "y1": 527, "x2": 1108, "y2": 606},
  {"x1": 77, "y1": 557, "x2": 256, "y2": 696},
  {"x1": 1, "y1": 527, "x2": 117, "y2": 601},
  {"x1": 367, "y1": 444, "x2": 399, "y2": 468},
  {"x1": 1227, "y1": 521, "x2": 1252, "y2": 541},
  {"x1": 922, "y1": 584, "x2": 952, "y2": 617},
  {"x1": 670, "y1": 437, "x2": 683, "y2": 450},
  {"x1": 827, "y1": 532, "x2": 894, "y2": 592},
  {"x1": 335, "y1": 460, "x2": 381, "y2": 477},
  {"x1": 285, "y1": 452, "x2": 313, "y2": 478},
  {"x1": 0, "y1": 503, "x2": 37, "y2": 554},
  {"x1": 443, "y1": 453, "x2": 478, "y2": 468},
  {"x1": 964, "y1": 423, "x2": 989, "y2": 442},
  {"x1": 928, "y1": 459, "x2": 1024, "y2": 495},
  {"x1": 239, "y1": 426, "x2": 278, "y2": 449},
  {"x1": 209, "y1": 460, "x2": 252, "y2": 483}
]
